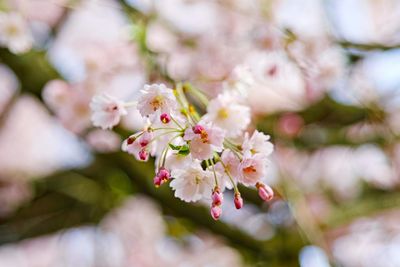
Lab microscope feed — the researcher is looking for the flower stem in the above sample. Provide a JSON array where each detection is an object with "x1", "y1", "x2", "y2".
[
  {"x1": 214, "y1": 153, "x2": 238, "y2": 193},
  {"x1": 209, "y1": 159, "x2": 219, "y2": 187},
  {"x1": 184, "y1": 82, "x2": 209, "y2": 107}
]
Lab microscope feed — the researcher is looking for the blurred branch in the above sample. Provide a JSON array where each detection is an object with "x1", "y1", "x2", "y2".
[
  {"x1": 338, "y1": 41, "x2": 400, "y2": 51},
  {"x1": 323, "y1": 188, "x2": 400, "y2": 229},
  {"x1": 0, "y1": 48, "x2": 60, "y2": 98}
]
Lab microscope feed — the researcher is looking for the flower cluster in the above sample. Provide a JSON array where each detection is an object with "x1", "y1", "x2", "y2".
[{"x1": 90, "y1": 83, "x2": 274, "y2": 220}]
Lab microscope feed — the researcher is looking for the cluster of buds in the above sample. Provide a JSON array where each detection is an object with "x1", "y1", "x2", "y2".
[{"x1": 90, "y1": 82, "x2": 275, "y2": 220}]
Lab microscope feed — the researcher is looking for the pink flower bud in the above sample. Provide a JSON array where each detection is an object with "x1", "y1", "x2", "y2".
[
  {"x1": 192, "y1": 124, "x2": 205, "y2": 134},
  {"x1": 138, "y1": 149, "x2": 148, "y2": 161},
  {"x1": 160, "y1": 113, "x2": 171, "y2": 124},
  {"x1": 127, "y1": 136, "x2": 136, "y2": 145},
  {"x1": 139, "y1": 131, "x2": 152, "y2": 147},
  {"x1": 234, "y1": 193, "x2": 243, "y2": 209},
  {"x1": 256, "y1": 182, "x2": 274, "y2": 201},
  {"x1": 210, "y1": 205, "x2": 222, "y2": 220},
  {"x1": 211, "y1": 187, "x2": 223, "y2": 206},
  {"x1": 139, "y1": 139, "x2": 149, "y2": 147},
  {"x1": 157, "y1": 167, "x2": 170, "y2": 181},
  {"x1": 153, "y1": 175, "x2": 162, "y2": 187}
]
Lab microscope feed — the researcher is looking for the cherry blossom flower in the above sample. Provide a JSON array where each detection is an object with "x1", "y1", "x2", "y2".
[
  {"x1": 244, "y1": 51, "x2": 306, "y2": 114},
  {"x1": 237, "y1": 153, "x2": 267, "y2": 186},
  {"x1": 90, "y1": 94, "x2": 128, "y2": 130},
  {"x1": 184, "y1": 123, "x2": 225, "y2": 160},
  {"x1": 43, "y1": 80, "x2": 92, "y2": 133},
  {"x1": 202, "y1": 92, "x2": 250, "y2": 137},
  {"x1": 0, "y1": 12, "x2": 33, "y2": 54},
  {"x1": 170, "y1": 161, "x2": 214, "y2": 202},
  {"x1": 242, "y1": 130, "x2": 274, "y2": 158},
  {"x1": 163, "y1": 151, "x2": 193, "y2": 171},
  {"x1": 137, "y1": 84, "x2": 177, "y2": 120}
]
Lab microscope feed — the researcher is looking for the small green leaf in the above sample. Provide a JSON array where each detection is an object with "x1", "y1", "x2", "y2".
[
  {"x1": 178, "y1": 145, "x2": 190, "y2": 156},
  {"x1": 169, "y1": 144, "x2": 182, "y2": 150}
]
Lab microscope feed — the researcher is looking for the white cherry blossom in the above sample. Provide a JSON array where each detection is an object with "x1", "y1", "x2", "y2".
[
  {"x1": 238, "y1": 153, "x2": 268, "y2": 186},
  {"x1": 202, "y1": 92, "x2": 250, "y2": 137},
  {"x1": 184, "y1": 123, "x2": 225, "y2": 160},
  {"x1": 242, "y1": 130, "x2": 274, "y2": 158},
  {"x1": 137, "y1": 84, "x2": 177, "y2": 120},
  {"x1": 170, "y1": 161, "x2": 214, "y2": 202},
  {"x1": 90, "y1": 94, "x2": 128, "y2": 130}
]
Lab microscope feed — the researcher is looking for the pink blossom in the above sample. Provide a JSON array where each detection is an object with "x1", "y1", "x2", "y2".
[
  {"x1": 202, "y1": 92, "x2": 250, "y2": 137},
  {"x1": 237, "y1": 154, "x2": 267, "y2": 186},
  {"x1": 169, "y1": 161, "x2": 214, "y2": 202},
  {"x1": 242, "y1": 130, "x2": 274, "y2": 158},
  {"x1": 137, "y1": 84, "x2": 177, "y2": 120},
  {"x1": 184, "y1": 123, "x2": 225, "y2": 160},
  {"x1": 90, "y1": 94, "x2": 127, "y2": 130}
]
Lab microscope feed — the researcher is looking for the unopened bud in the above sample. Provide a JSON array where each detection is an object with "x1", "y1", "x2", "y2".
[
  {"x1": 211, "y1": 187, "x2": 223, "y2": 206},
  {"x1": 192, "y1": 124, "x2": 205, "y2": 134},
  {"x1": 139, "y1": 131, "x2": 152, "y2": 147},
  {"x1": 153, "y1": 175, "x2": 162, "y2": 188},
  {"x1": 127, "y1": 136, "x2": 136, "y2": 145},
  {"x1": 210, "y1": 205, "x2": 222, "y2": 220},
  {"x1": 256, "y1": 182, "x2": 274, "y2": 201},
  {"x1": 157, "y1": 167, "x2": 170, "y2": 181},
  {"x1": 138, "y1": 149, "x2": 148, "y2": 161},
  {"x1": 160, "y1": 113, "x2": 171, "y2": 124},
  {"x1": 234, "y1": 193, "x2": 243, "y2": 209}
]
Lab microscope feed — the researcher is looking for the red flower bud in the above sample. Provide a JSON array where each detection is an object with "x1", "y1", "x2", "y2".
[
  {"x1": 192, "y1": 124, "x2": 205, "y2": 134},
  {"x1": 256, "y1": 182, "x2": 274, "y2": 201},
  {"x1": 210, "y1": 205, "x2": 222, "y2": 220},
  {"x1": 127, "y1": 136, "x2": 136, "y2": 145},
  {"x1": 157, "y1": 167, "x2": 170, "y2": 181},
  {"x1": 153, "y1": 175, "x2": 162, "y2": 188},
  {"x1": 160, "y1": 113, "x2": 171, "y2": 124},
  {"x1": 211, "y1": 187, "x2": 223, "y2": 206},
  {"x1": 138, "y1": 149, "x2": 148, "y2": 161},
  {"x1": 234, "y1": 193, "x2": 243, "y2": 209}
]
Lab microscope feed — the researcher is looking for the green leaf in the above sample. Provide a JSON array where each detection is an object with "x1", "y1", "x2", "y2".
[
  {"x1": 169, "y1": 144, "x2": 182, "y2": 150},
  {"x1": 178, "y1": 145, "x2": 190, "y2": 156}
]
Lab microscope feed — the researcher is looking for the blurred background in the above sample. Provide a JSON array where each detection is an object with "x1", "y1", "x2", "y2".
[{"x1": 1, "y1": 0, "x2": 400, "y2": 266}]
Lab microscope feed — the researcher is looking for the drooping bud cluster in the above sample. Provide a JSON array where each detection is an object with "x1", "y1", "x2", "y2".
[
  {"x1": 90, "y1": 82, "x2": 275, "y2": 220},
  {"x1": 154, "y1": 167, "x2": 171, "y2": 187},
  {"x1": 211, "y1": 187, "x2": 223, "y2": 220}
]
